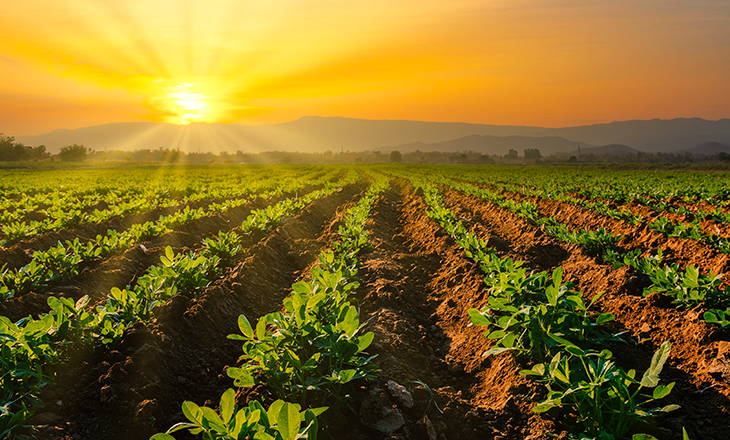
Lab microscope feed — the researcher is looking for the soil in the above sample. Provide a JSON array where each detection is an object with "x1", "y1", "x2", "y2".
[{"x1": 9, "y1": 178, "x2": 730, "y2": 440}]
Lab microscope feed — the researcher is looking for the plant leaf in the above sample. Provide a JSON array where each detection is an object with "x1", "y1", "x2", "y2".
[
  {"x1": 641, "y1": 341, "x2": 671, "y2": 387},
  {"x1": 652, "y1": 382, "x2": 675, "y2": 400},
  {"x1": 468, "y1": 308, "x2": 490, "y2": 326},
  {"x1": 237, "y1": 314, "x2": 253, "y2": 339},
  {"x1": 220, "y1": 389, "x2": 235, "y2": 424},
  {"x1": 182, "y1": 401, "x2": 203, "y2": 425},
  {"x1": 276, "y1": 402, "x2": 300, "y2": 440}
]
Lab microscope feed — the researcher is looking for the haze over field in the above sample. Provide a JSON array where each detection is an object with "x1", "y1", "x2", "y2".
[
  {"x1": 1, "y1": 1, "x2": 729, "y2": 142},
  {"x1": 14, "y1": 117, "x2": 730, "y2": 156}
]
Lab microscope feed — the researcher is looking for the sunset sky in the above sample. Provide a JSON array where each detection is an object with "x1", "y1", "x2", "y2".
[{"x1": 1, "y1": 0, "x2": 729, "y2": 136}]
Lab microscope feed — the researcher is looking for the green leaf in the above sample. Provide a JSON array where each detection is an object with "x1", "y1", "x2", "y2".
[
  {"x1": 338, "y1": 369, "x2": 357, "y2": 383},
  {"x1": 47, "y1": 296, "x2": 62, "y2": 311},
  {"x1": 339, "y1": 305, "x2": 359, "y2": 337},
  {"x1": 256, "y1": 317, "x2": 268, "y2": 340},
  {"x1": 227, "y1": 367, "x2": 255, "y2": 387},
  {"x1": 276, "y1": 402, "x2": 300, "y2": 440},
  {"x1": 468, "y1": 308, "x2": 490, "y2": 326},
  {"x1": 552, "y1": 267, "x2": 562, "y2": 290},
  {"x1": 201, "y1": 406, "x2": 225, "y2": 429},
  {"x1": 291, "y1": 281, "x2": 312, "y2": 295},
  {"x1": 520, "y1": 363, "x2": 545, "y2": 376},
  {"x1": 303, "y1": 409, "x2": 321, "y2": 440},
  {"x1": 632, "y1": 435, "x2": 658, "y2": 440},
  {"x1": 237, "y1": 315, "x2": 254, "y2": 339},
  {"x1": 641, "y1": 341, "x2": 672, "y2": 387},
  {"x1": 652, "y1": 382, "x2": 675, "y2": 400},
  {"x1": 545, "y1": 285, "x2": 558, "y2": 307},
  {"x1": 220, "y1": 389, "x2": 235, "y2": 424},
  {"x1": 267, "y1": 400, "x2": 285, "y2": 425},
  {"x1": 596, "y1": 313, "x2": 615, "y2": 325},
  {"x1": 182, "y1": 401, "x2": 203, "y2": 425},
  {"x1": 165, "y1": 246, "x2": 175, "y2": 261},
  {"x1": 564, "y1": 345, "x2": 585, "y2": 357},
  {"x1": 683, "y1": 427, "x2": 690, "y2": 440},
  {"x1": 487, "y1": 330, "x2": 506, "y2": 340},
  {"x1": 533, "y1": 399, "x2": 560, "y2": 413},
  {"x1": 483, "y1": 346, "x2": 513, "y2": 357},
  {"x1": 150, "y1": 434, "x2": 177, "y2": 440},
  {"x1": 356, "y1": 331, "x2": 374, "y2": 352}
]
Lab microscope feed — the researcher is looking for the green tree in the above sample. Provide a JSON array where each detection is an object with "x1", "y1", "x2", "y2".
[
  {"x1": 390, "y1": 150, "x2": 402, "y2": 163},
  {"x1": 505, "y1": 148, "x2": 519, "y2": 160},
  {"x1": 58, "y1": 144, "x2": 90, "y2": 162},
  {"x1": 524, "y1": 148, "x2": 542, "y2": 160}
]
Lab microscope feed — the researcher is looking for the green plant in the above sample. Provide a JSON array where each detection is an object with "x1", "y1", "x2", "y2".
[
  {"x1": 203, "y1": 231, "x2": 243, "y2": 267},
  {"x1": 150, "y1": 389, "x2": 325, "y2": 440},
  {"x1": 566, "y1": 228, "x2": 623, "y2": 258},
  {"x1": 468, "y1": 267, "x2": 616, "y2": 361},
  {"x1": 227, "y1": 270, "x2": 378, "y2": 410},
  {"x1": 703, "y1": 308, "x2": 730, "y2": 328},
  {"x1": 521, "y1": 341, "x2": 678, "y2": 439}
]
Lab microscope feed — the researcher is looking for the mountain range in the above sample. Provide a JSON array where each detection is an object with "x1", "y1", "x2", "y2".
[{"x1": 14, "y1": 116, "x2": 730, "y2": 156}]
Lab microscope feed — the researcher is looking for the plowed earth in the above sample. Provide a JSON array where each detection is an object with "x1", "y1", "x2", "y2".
[
  {"x1": 15, "y1": 179, "x2": 730, "y2": 440},
  {"x1": 440, "y1": 186, "x2": 730, "y2": 439},
  {"x1": 0, "y1": 184, "x2": 326, "y2": 323}
]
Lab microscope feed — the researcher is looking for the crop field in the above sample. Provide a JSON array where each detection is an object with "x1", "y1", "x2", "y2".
[{"x1": 1, "y1": 164, "x2": 730, "y2": 440}]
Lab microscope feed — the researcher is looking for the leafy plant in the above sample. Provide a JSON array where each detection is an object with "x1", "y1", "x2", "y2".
[
  {"x1": 150, "y1": 389, "x2": 326, "y2": 440},
  {"x1": 203, "y1": 231, "x2": 243, "y2": 267},
  {"x1": 227, "y1": 270, "x2": 378, "y2": 410},
  {"x1": 566, "y1": 228, "x2": 623, "y2": 258},
  {"x1": 521, "y1": 341, "x2": 678, "y2": 439},
  {"x1": 469, "y1": 267, "x2": 616, "y2": 361},
  {"x1": 703, "y1": 308, "x2": 730, "y2": 328}
]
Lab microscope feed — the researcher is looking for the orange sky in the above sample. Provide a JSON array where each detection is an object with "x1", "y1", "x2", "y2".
[{"x1": 1, "y1": 0, "x2": 729, "y2": 135}]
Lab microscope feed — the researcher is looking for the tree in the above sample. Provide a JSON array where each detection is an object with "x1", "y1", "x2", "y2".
[
  {"x1": 524, "y1": 148, "x2": 542, "y2": 160},
  {"x1": 719, "y1": 152, "x2": 730, "y2": 162},
  {"x1": 390, "y1": 150, "x2": 402, "y2": 163},
  {"x1": 58, "y1": 144, "x2": 90, "y2": 162},
  {"x1": 505, "y1": 149, "x2": 519, "y2": 160}
]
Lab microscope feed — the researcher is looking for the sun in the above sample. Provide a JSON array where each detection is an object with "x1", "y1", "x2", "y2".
[{"x1": 167, "y1": 83, "x2": 210, "y2": 124}]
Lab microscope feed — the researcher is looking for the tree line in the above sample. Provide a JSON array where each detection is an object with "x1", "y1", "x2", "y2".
[{"x1": 0, "y1": 135, "x2": 91, "y2": 162}]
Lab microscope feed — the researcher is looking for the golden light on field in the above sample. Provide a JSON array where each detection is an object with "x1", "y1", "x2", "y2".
[{"x1": 0, "y1": 0, "x2": 729, "y2": 134}]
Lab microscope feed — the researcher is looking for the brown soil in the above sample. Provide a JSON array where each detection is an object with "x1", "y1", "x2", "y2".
[
  {"x1": 0, "y1": 185, "x2": 326, "y2": 323},
  {"x1": 441, "y1": 186, "x2": 730, "y2": 440},
  {"x1": 480, "y1": 185, "x2": 730, "y2": 277},
  {"x1": 29, "y1": 183, "x2": 365, "y2": 440},
  {"x1": 12, "y1": 178, "x2": 730, "y2": 440}
]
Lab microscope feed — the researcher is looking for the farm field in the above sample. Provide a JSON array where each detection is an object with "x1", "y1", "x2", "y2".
[{"x1": 1, "y1": 164, "x2": 730, "y2": 440}]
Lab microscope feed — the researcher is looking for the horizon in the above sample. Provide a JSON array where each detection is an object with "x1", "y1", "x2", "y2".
[
  {"x1": 11, "y1": 114, "x2": 730, "y2": 139},
  {"x1": 2, "y1": 1, "x2": 729, "y2": 136}
]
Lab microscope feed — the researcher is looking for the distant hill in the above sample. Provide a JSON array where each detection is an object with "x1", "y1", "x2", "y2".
[
  {"x1": 13, "y1": 116, "x2": 730, "y2": 154},
  {"x1": 562, "y1": 144, "x2": 640, "y2": 157},
  {"x1": 382, "y1": 134, "x2": 585, "y2": 156}
]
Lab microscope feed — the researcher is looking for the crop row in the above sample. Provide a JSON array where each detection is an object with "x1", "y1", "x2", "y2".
[
  {"x1": 0, "y1": 173, "x2": 359, "y2": 438},
  {"x1": 151, "y1": 173, "x2": 390, "y2": 440},
  {"x1": 411, "y1": 171, "x2": 730, "y2": 330},
  {"x1": 0, "y1": 167, "x2": 328, "y2": 246},
  {"x1": 406, "y1": 176, "x2": 681, "y2": 439},
  {"x1": 0, "y1": 168, "x2": 350, "y2": 302},
  {"x1": 430, "y1": 166, "x2": 730, "y2": 255},
  {"x1": 444, "y1": 166, "x2": 730, "y2": 208}
]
